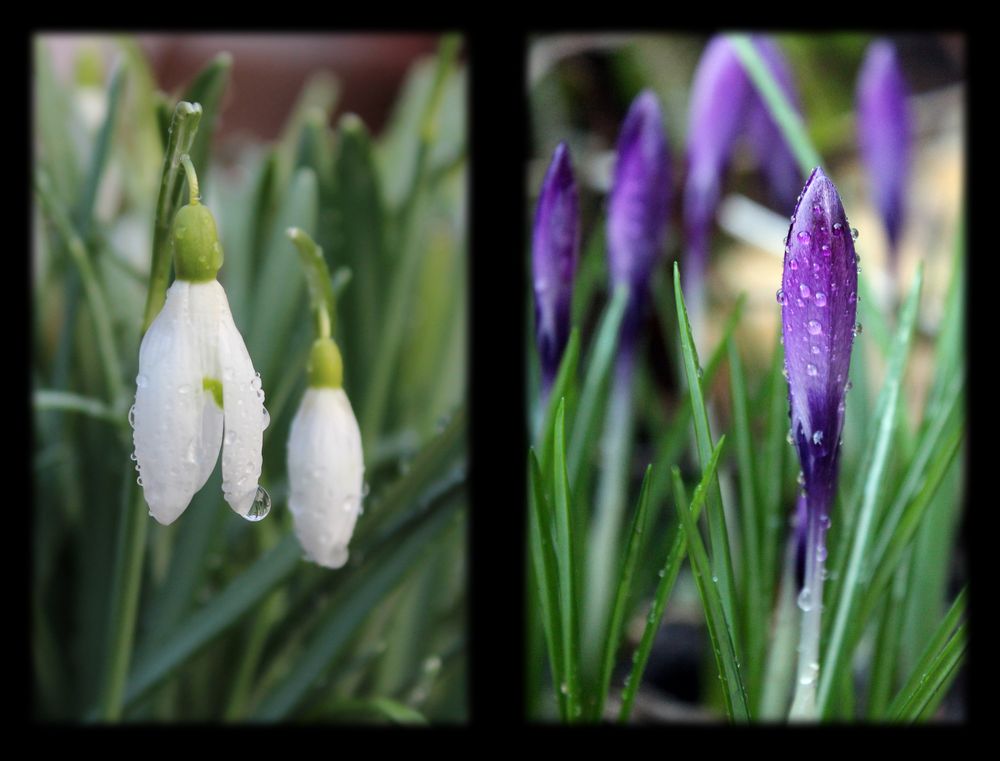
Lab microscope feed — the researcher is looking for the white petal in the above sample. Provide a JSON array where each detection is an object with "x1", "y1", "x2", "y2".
[
  {"x1": 215, "y1": 286, "x2": 265, "y2": 517},
  {"x1": 133, "y1": 282, "x2": 206, "y2": 525},
  {"x1": 287, "y1": 388, "x2": 365, "y2": 569},
  {"x1": 193, "y1": 391, "x2": 224, "y2": 492}
]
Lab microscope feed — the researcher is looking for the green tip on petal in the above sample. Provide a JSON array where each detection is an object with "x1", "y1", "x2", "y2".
[
  {"x1": 173, "y1": 203, "x2": 223, "y2": 282},
  {"x1": 203, "y1": 377, "x2": 224, "y2": 409},
  {"x1": 307, "y1": 338, "x2": 343, "y2": 388}
]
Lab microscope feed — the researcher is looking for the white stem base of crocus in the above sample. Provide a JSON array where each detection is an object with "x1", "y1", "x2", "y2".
[{"x1": 789, "y1": 503, "x2": 827, "y2": 722}]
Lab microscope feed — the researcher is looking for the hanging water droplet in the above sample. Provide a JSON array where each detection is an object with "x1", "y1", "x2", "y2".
[
  {"x1": 848, "y1": 291, "x2": 857, "y2": 305},
  {"x1": 362, "y1": 481, "x2": 371, "y2": 498},
  {"x1": 797, "y1": 586, "x2": 813, "y2": 611},
  {"x1": 261, "y1": 406, "x2": 271, "y2": 431},
  {"x1": 799, "y1": 283, "x2": 811, "y2": 299},
  {"x1": 812, "y1": 430, "x2": 824, "y2": 445},
  {"x1": 136, "y1": 375, "x2": 148, "y2": 389},
  {"x1": 820, "y1": 243, "x2": 831, "y2": 257},
  {"x1": 816, "y1": 545, "x2": 828, "y2": 562},
  {"x1": 251, "y1": 372, "x2": 262, "y2": 391},
  {"x1": 129, "y1": 451, "x2": 137, "y2": 462},
  {"x1": 244, "y1": 486, "x2": 272, "y2": 522},
  {"x1": 797, "y1": 231, "x2": 811, "y2": 244},
  {"x1": 786, "y1": 429, "x2": 794, "y2": 445},
  {"x1": 819, "y1": 514, "x2": 831, "y2": 530},
  {"x1": 853, "y1": 322, "x2": 863, "y2": 337},
  {"x1": 812, "y1": 204, "x2": 823, "y2": 218},
  {"x1": 807, "y1": 320, "x2": 822, "y2": 336},
  {"x1": 776, "y1": 288, "x2": 787, "y2": 305},
  {"x1": 811, "y1": 345, "x2": 820, "y2": 355},
  {"x1": 797, "y1": 471, "x2": 806, "y2": 486},
  {"x1": 850, "y1": 227, "x2": 859, "y2": 241},
  {"x1": 128, "y1": 404, "x2": 136, "y2": 428},
  {"x1": 806, "y1": 363, "x2": 818, "y2": 377},
  {"x1": 782, "y1": 367, "x2": 790, "y2": 380},
  {"x1": 845, "y1": 379, "x2": 854, "y2": 392},
  {"x1": 658, "y1": 568, "x2": 665, "y2": 578},
  {"x1": 789, "y1": 258, "x2": 799, "y2": 271},
  {"x1": 814, "y1": 292, "x2": 827, "y2": 307},
  {"x1": 136, "y1": 476, "x2": 144, "y2": 486},
  {"x1": 711, "y1": 575, "x2": 719, "y2": 583}
]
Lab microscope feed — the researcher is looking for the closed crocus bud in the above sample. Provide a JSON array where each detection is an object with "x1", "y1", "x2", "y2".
[
  {"x1": 608, "y1": 89, "x2": 671, "y2": 365},
  {"x1": 532, "y1": 142, "x2": 579, "y2": 395},
  {"x1": 856, "y1": 39, "x2": 911, "y2": 268},
  {"x1": 287, "y1": 337, "x2": 364, "y2": 569},
  {"x1": 132, "y1": 187, "x2": 268, "y2": 525}
]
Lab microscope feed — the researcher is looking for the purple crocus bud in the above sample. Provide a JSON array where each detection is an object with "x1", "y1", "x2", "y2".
[
  {"x1": 780, "y1": 167, "x2": 858, "y2": 586},
  {"x1": 856, "y1": 39, "x2": 911, "y2": 268},
  {"x1": 532, "y1": 142, "x2": 579, "y2": 395},
  {"x1": 607, "y1": 89, "x2": 671, "y2": 370},
  {"x1": 745, "y1": 36, "x2": 803, "y2": 210}
]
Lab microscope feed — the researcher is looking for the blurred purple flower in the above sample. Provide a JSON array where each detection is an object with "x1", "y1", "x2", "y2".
[
  {"x1": 532, "y1": 142, "x2": 579, "y2": 395},
  {"x1": 780, "y1": 167, "x2": 858, "y2": 577},
  {"x1": 607, "y1": 89, "x2": 671, "y2": 372},
  {"x1": 857, "y1": 39, "x2": 911, "y2": 268},
  {"x1": 683, "y1": 35, "x2": 802, "y2": 330}
]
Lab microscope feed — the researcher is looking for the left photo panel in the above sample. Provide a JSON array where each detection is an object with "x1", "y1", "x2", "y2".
[{"x1": 32, "y1": 33, "x2": 467, "y2": 722}]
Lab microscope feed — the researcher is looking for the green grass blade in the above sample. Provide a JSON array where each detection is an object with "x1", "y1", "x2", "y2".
[
  {"x1": 618, "y1": 440, "x2": 725, "y2": 723},
  {"x1": 670, "y1": 437, "x2": 750, "y2": 722},
  {"x1": 536, "y1": 328, "x2": 580, "y2": 468},
  {"x1": 727, "y1": 335, "x2": 764, "y2": 699},
  {"x1": 551, "y1": 399, "x2": 581, "y2": 721},
  {"x1": 595, "y1": 465, "x2": 653, "y2": 721},
  {"x1": 250, "y1": 493, "x2": 461, "y2": 720},
  {"x1": 77, "y1": 63, "x2": 125, "y2": 236},
  {"x1": 141, "y1": 101, "x2": 202, "y2": 334},
  {"x1": 672, "y1": 262, "x2": 739, "y2": 653},
  {"x1": 179, "y1": 53, "x2": 231, "y2": 196},
  {"x1": 817, "y1": 264, "x2": 923, "y2": 716},
  {"x1": 888, "y1": 587, "x2": 966, "y2": 720},
  {"x1": 727, "y1": 34, "x2": 821, "y2": 178},
  {"x1": 758, "y1": 327, "x2": 788, "y2": 614},
  {"x1": 567, "y1": 284, "x2": 629, "y2": 485},
  {"x1": 528, "y1": 449, "x2": 566, "y2": 719},
  {"x1": 33, "y1": 389, "x2": 123, "y2": 427},
  {"x1": 866, "y1": 561, "x2": 909, "y2": 719}
]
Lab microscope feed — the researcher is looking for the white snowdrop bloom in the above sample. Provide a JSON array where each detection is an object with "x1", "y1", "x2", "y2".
[
  {"x1": 287, "y1": 338, "x2": 364, "y2": 569},
  {"x1": 132, "y1": 196, "x2": 267, "y2": 525}
]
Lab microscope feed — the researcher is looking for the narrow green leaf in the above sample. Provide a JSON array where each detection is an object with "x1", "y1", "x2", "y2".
[
  {"x1": 728, "y1": 34, "x2": 821, "y2": 178},
  {"x1": 595, "y1": 465, "x2": 653, "y2": 721},
  {"x1": 551, "y1": 399, "x2": 581, "y2": 721},
  {"x1": 817, "y1": 264, "x2": 924, "y2": 716},
  {"x1": 287, "y1": 226, "x2": 336, "y2": 337},
  {"x1": 566, "y1": 285, "x2": 629, "y2": 485},
  {"x1": 528, "y1": 449, "x2": 566, "y2": 719},
  {"x1": 618, "y1": 439, "x2": 725, "y2": 722},
  {"x1": 670, "y1": 438, "x2": 750, "y2": 722},
  {"x1": 536, "y1": 328, "x2": 580, "y2": 468},
  {"x1": 33, "y1": 389, "x2": 123, "y2": 426},
  {"x1": 77, "y1": 63, "x2": 126, "y2": 236},
  {"x1": 673, "y1": 261, "x2": 739, "y2": 653},
  {"x1": 142, "y1": 101, "x2": 202, "y2": 334},
  {"x1": 867, "y1": 560, "x2": 909, "y2": 719}
]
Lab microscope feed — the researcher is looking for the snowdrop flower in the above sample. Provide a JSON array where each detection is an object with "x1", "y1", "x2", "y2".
[
  {"x1": 132, "y1": 158, "x2": 268, "y2": 525},
  {"x1": 287, "y1": 336, "x2": 364, "y2": 569}
]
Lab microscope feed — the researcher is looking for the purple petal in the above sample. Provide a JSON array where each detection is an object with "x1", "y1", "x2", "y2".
[
  {"x1": 607, "y1": 89, "x2": 671, "y2": 294},
  {"x1": 533, "y1": 142, "x2": 579, "y2": 392},
  {"x1": 857, "y1": 39, "x2": 911, "y2": 260},
  {"x1": 781, "y1": 167, "x2": 858, "y2": 521}
]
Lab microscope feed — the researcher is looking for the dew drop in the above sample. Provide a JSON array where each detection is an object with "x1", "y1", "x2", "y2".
[
  {"x1": 177, "y1": 384, "x2": 190, "y2": 395},
  {"x1": 807, "y1": 320, "x2": 822, "y2": 336},
  {"x1": 814, "y1": 292, "x2": 827, "y2": 307},
  {"x1": 850, "y1": 227, "x2": 859, "y2": 241},
  {"x1": 820, "y1": 243, "x2": 831, "y2": 257},
  {"x1": 797, "y1": 471, "x2": 806, "y2": 486},
  {"x1": 812, "y1": 430, "x2": 824, "y2": 445},
  {"x1": 361, "y1": 481, "x2": 371, "y2": 498},
  {"x1": 797, "y1": 586, "x2": 813, "y2": 611},
  {"x1": 128, "y1": 404, "x2": 136, "y2": 428},
  {"x1": 832, "y1": 222, "x2": 843, "y2": 236},
  {"x1": 819, "y1": 515, "x2": 831, "y2": 530},
  {"x1": 789, "y1": 258, "x2": 799, "y2": 271},
  {"x1": 811, "y1": 345, "x2": 820, "y2": 355},
  {"x1": 136, "y1": 375, "x2": 148, "y2": 389},
  {"x1": 786, "y1": 429, "x2": 794, "y2": 445},
  {"x1": 136, "y1": 476, "x2": 144, "y2": 486},
  {"x1": 129, "y1": 451, "x2": 137, "y2": 462},
  {"x1": 776, "y1": 288, "x2": 787, "y2": 305},
  {"x1": 806, "y1": 363, "x2": 818, "y2": 377},
  {"x1": 817, "y1": 545, "x2": 828, "y2": 562},
  {"x1": 797, "y1": 231, "x2": 811, "y2": 244},
  {"x1": 845, "y1": 380, "x2": 854, "y2": 392},
  {"x1": 261, "y1": 406, "x2": 271, "y2": 431},
  {"x1": 243, "y1": 486, "x2": 272, "y2": 522},
  {"x1": 658, "y1": 568, "x2": 665, "y2": 578},
  {"x1": 853, "y1": 322, "x2": 863, "y2": 337},
  {"x1": 799, "y1": 283, "x2": 811, "y2": 299},
  {"x1": 711, "y1": 575, "x2": 719, "y2": 583},
  {"x1": 812, "y1": 204, "x2": 823, "y2": 218}
]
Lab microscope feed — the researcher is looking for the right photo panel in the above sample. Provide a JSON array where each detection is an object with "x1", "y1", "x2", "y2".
[{"x1": 525, "y1": 33, "x2": 965, "y2": 723}]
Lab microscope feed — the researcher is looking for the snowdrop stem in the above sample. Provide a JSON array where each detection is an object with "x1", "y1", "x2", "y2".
[{"x1": 179, "y1": 154, "x2": 200, "y2": 205}]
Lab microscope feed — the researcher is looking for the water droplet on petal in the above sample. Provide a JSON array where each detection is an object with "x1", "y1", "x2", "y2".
[
  {"x1": 812, "y1": 430, "x2": 824, "y2": 445},
  {"x1": 820, "y1": 515, "x2": 832, "y2": 530},
  {"x1": 797, "y1": 586, "x2": 813, "y2": 611},
  {"x1": 261, "y1": 406, "x2": 271, "y2": 431},
  {"x1": 811, "y1": 345, "x2": 820, "y2": 355},
  {"x1": 797, "y1": 231, "x2": 812, "y2": 244},
  {"x1": 806, "y1": 363, "x2": 818, "y2": 376},
  {"x1": 800, "y1": 283, "x2": 811, "y2": 299},
  {"x1": 128, "y1": 404, "x2": 136, "y2": 428},
  {"x1": 820, "y1": 243, "x2": 831, "y2": 257},
  {"x1": 850, "y1": 227, "x2": 860, "y2": 241},
  {"x1": 807, "y1": 320, "x2": 822, "y2": 336},
  {"x1": 776, "y1": 288, "x2": 787, "y2": 305},
  {"x1": 136, "y1": 476, "x2": 144, "y2": 486},
  {"x1": 816, "y1": 545, "x2": 828, "y2": 562},
  {"x1": 814, "y1": 292, "x2": 827, "y2": 307},
  {"x1": 243, "y1": 486, "x2": 272, "y2": 522},
  {"x1": 812, "y1": 204, "x2": 823, "y2": 218},
  {"x1": 853, "y1": 322, "x2": 863, "y2": 337},
  {"x1": 833, "y1": 222, "x2": 843, "y2": 236},
  {"x1": 789, "y1": 258, "x2": 799, "y2": 271}
]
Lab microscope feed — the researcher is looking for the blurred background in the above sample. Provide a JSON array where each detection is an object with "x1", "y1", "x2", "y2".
[
  {"x1": 526, "y1": 33, "x2": 965, "y2": 721},
  {"x1": 33, "y1": 33, "x2": 467, "y2": 722}
]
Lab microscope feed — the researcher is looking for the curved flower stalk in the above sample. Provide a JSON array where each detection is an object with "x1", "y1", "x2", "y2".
[
  {"x1": 287, "y1": 228, "x2": 365, "y2": 569},
  {"x1": 607, "y1": 88, "x2": 671, "y2": 379},
  {"x1": 532, "y1": 142, "x2": 579, "y2": 398},
  {"x1": 132, "y1": 156, "x2": 268, "y2": 525},
  {"x1": 683, "y1": 35, "x2": 802, "y2": 338},
  {"x1": 857, "y1": 39, "x2": 911, "y2": 273},
  {"x1": 780, "y1": 167, "x2": 859, "y2": 718}
]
